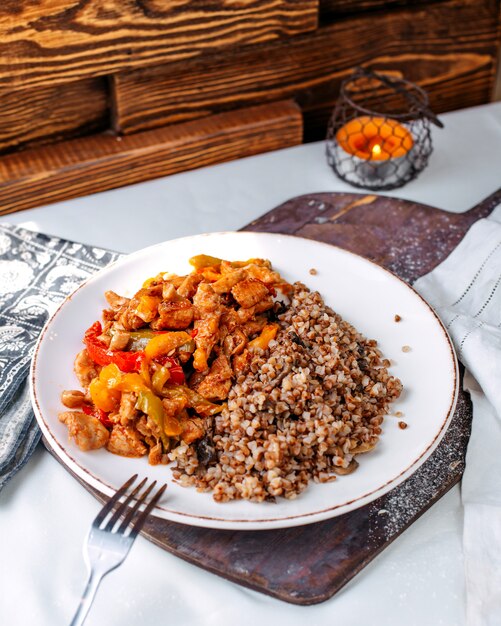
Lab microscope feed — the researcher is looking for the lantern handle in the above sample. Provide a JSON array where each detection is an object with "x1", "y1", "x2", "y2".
[{"x1": 353, "y1": 67, "x2": 445, "y2": 128}]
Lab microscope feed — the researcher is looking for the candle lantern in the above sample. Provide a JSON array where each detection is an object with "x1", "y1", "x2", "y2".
[{"x1": 326, "y1": 68, "x2": 443, "y2": 190}]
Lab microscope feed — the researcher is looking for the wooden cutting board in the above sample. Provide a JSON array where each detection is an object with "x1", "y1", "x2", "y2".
[{"x1": 46, "y1": 187, "x2": 501, "y2": 605}]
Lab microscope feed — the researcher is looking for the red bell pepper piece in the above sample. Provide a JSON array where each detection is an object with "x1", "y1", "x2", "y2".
[
  {"x1": 84, "y1": 321, "x2": 145, "y2": 373},
  {"x1": 82, "y1": 404, "x2": 113, "y2": 429},
  {"x1": 84, "y1": 321, "x2": 185, "y2": 383},
  {"x1": 156, "y1": 354, "x2": 185, "y2": 384}
]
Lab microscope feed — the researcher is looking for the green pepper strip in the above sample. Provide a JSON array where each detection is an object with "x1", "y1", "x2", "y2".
[
  {"x1": 128, "y1": 330, "x2": 166, "y2": 352},
  {"x1": 129, "y1": 330, "x2": 161, "y2": 340},
  {"x1": 163, "y1": 385, "x2": 223, "y2": 417},
  {"x1": 136, "y1": 390, "x2": 169, "y2": 449}
]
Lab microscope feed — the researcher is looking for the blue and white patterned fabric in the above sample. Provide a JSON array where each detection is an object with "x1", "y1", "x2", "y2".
[{"x1": 0, "y1": 225, "x2": 121, "y2": 491}]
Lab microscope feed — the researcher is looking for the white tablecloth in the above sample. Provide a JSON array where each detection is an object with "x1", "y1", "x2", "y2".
[{"x1": 1, "y1": 102, "x2": 500, "y2": 626}]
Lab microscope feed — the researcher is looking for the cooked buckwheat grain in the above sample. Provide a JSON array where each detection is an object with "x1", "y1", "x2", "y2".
[{"x1": 170, "y1": 283, "x2": 402, "y2": 502}]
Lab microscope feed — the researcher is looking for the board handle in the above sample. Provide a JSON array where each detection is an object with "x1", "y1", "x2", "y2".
[{"x1": 464, "y1": 187, "x2": 501, "y2": 221}]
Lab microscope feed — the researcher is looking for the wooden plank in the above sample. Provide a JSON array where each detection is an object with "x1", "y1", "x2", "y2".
[
  {"x1": 111, "y1": 0, "x2": 501, "y2": 138},
  {"x1": 0, "y1": 78, "x2": 108, "y2": 155},
  {"x1": 320, "y1": 0, "x2": 441, "y2": 16},
  {"x1": 0, "y1": 100, "x2": 302, "y2": 215},
  {"x1": 0, "y1": 0, "x2": 318, "y2": 90}
]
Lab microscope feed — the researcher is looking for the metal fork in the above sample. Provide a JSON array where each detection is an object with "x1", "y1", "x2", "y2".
[{"x1": 69, "y1": 475, "x2": 167, "y2": 626}]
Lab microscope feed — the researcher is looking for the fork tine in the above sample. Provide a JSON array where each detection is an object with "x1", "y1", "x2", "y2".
[
  {"x1": 115, "y1": 480, "x2": 157, "y2": 534},
  {"x1": 103, "y1": 477, "x2": 148, "y2": 531},
  {"x1": 128, "y1": 484, "x2": 167, "y2": 540},
  {"x1": 93, "y1": 474, "x2": 138, "y2": 527}
]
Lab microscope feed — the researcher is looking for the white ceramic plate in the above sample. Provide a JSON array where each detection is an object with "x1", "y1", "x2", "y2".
[{"x1": 30, "y1": 232, "x2": 458, "y2": 530}]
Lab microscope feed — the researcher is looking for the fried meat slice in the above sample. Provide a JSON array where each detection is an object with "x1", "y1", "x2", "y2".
[
  {"x1": 196, "y1": 354, "x2": 233, "y2": 401},
  {"x1": 211, "y1": 269, "x2": 246, "y2": 295},
  {"x1": 231, "y1": 279, "x2": 269, "y2": 309},
  {"x1": 106, "y1": 424, "x2": 147, "y2": 457},
  {"x1": 59, "y1": 411, "x2": 109, "y2": 451},
  {"x1": 192, "y1": 283, "x2": 223, "y2": 371},
  {"x1": 151, "y1": 284, "x2": 194, "y2": 330},
  {"x1": 74, "y1": 349, "x2": 99, "y2": 388}
]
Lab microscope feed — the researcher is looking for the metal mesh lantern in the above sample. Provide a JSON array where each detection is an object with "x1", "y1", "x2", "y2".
[{"x1": 326, "y1": 68, "x2": 443, "y2": 190}]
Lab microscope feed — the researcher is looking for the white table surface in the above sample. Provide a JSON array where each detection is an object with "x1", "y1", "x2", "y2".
[{"x1": 1, "y1": 102, "x2": 500, "y2": 626}]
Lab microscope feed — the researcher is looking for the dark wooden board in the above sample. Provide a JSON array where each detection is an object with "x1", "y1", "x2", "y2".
[
  {"x1": 110, "y1": 0, "x2": 500, "y2": 139},
  {"x1": 45, "y1": 187, "x2": 501, "y2": 604},
  {"x1": 0, "y1": 100, "x2": 302, "y2": 216},
  {"x1": 0, "y1": 0, "x2": 318, "y2": 90},
  {"x1": 245, "y1": 189, "x2": 501, "y2": 283}
]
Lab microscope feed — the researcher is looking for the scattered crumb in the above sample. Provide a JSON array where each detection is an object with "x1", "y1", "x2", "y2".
[
  {"x1": 378, "y1": 509, "x2": 389, "y2": 516},
  {"x1": 402, "y1": 345, "x2": 411, "y2": 352},
  {"x1": 394, "y1": 314, "x2": 402, "y2": 322},
  {"x1": 398, "y1": 421, "x2": 408, "y2": 429},
  {"x1": 309, "y1": 268, "x2": 318, "y2": 275},
  {"x1": 394, "y1": 411, "x2": 404, "y2": 417}
]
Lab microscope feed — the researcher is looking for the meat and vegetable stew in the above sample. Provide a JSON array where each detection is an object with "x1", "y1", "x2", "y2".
[{"x1": 59, "y1": 255, "x2": 402, "y2": 502}]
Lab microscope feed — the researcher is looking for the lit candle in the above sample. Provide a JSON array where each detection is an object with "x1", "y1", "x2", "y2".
[{"x1": 332, "y1": 116, "x2": 414, "y2": 186}]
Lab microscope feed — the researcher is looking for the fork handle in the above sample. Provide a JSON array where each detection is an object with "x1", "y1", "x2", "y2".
[{"x1": 69, "y1": 570, "x2": 104, "y2": 626}]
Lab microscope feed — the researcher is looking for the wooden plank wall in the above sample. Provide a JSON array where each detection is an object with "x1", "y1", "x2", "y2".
[
  {"x1": 0, "y1": 1, "x2": 318, "y2": 88},
  {"x1": 0, "y1": 0, "x2": 499, "y2": 214},
  {"x1": 111, "y1": 0, "x2": 500, "y2": 140}
]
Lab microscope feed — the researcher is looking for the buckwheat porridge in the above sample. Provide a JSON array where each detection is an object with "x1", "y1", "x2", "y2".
[{"x1": 59, "y1": 255, "x2": 402, "y2": 502}]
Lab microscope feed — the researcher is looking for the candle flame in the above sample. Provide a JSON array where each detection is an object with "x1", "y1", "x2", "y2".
[{"x1": 371, "y1": 143, "x2": 382, "y2": 157}]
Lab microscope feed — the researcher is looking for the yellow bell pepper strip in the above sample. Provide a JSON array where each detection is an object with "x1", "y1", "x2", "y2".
[
  {"x1": 143, "y1": 332, "x2": 190, "y2": 384},
  {"x1": 139, "y1": 357, "x2": 152, "y2": 388},
  {"x1": 151, "y1": 366, "x2": 171, "y2": 394},
  {"x1": 98, "y1": 363, "x2": 149, "y2": 394},
  {"x1": 84, "y1": 321, "x2": 145, "y2": 373},
  {"x1": 142, "y1": 273, "x2": 166, "y2": 288},
  {"x1": 189, "y1": 254, "x2": 223, "y2": 270},
  {"x1": 128, "y1": 329, "x2": 177, "y2": 352},
  {"x1": 145, "y1": 331, "x2": 191, "y2": 359},
  {"x1": 89, "y1": 377, "x2": 120, "y2": 412},
  {"x1": 189, "y1": 255, "x2": 267, "y2": 270},
  {"x1": 248, "y1": 323, "x2": 279, "y2": 351},
  {"x1": 135, "y1": 390, "x2": 173, "y2": 446},
  {"x1": 163, "y1": 413, "x2": 184, "y2": 437}
]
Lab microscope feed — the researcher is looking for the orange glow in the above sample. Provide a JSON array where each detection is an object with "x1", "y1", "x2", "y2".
[{"x1": 336, "y1": 116, "x2": 414, "y2": 161}]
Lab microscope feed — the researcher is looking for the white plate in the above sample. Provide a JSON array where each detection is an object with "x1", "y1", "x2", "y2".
[{"x1": 30, "y1": 232, "x2": 458, "y2": 530}]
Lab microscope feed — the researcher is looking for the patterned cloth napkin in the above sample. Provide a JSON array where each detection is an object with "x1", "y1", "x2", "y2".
[
  {"x1": 414, "y1": 203, "x2": 501, "y2": 626},
  {"x1": 0, "y1": 224, "x2": 121, "y2": 491}
]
